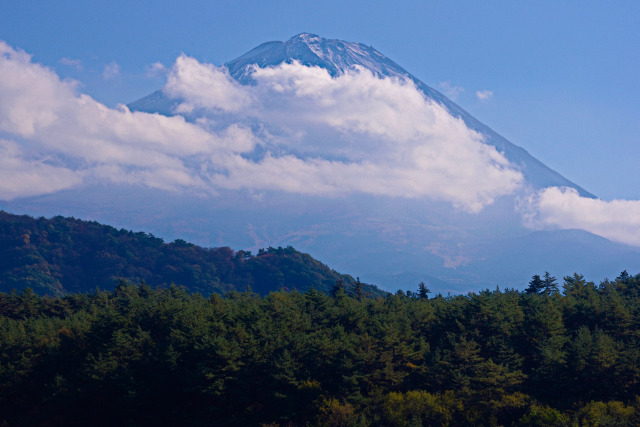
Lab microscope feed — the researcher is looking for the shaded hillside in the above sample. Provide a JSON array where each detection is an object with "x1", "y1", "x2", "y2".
[{"x1": 0, "y1": 211, "x2": 379, "y2": 297}]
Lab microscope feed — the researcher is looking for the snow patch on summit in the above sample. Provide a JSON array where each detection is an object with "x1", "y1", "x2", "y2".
[{"x1": 298, "y1": 33, "x2": 324, "y2": 58}]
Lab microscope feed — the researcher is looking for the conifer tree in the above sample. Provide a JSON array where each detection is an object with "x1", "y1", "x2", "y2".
[
  {"x1": 418, "y1": 282, "x2": 431, "y2": 299},
  {"x1": 331, "y1": 279, "x2": 346, "y2": 298},
  {"x1": 526, "y1": 275, "x2": 544, "y2": 294},
  {"x1": 354, "y1": 277, "x2": 364, "y2": 300},
  {"x1": 616, "y1": 270, "x2": 630, "y2": 283},
  {"x1": 542, "y1": 272, "x2": 559, "y2": 296}
]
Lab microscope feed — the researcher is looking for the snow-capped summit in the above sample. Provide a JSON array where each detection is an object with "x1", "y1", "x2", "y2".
[{"x1": 225, "y1": 33, "x2": 411, "y2": 83}]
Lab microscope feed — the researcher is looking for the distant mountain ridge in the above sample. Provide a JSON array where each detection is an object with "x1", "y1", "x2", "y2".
[
  {"x1": 0, "y1": 211, "x2": 380, "y2": 297},
  {"x1": 129, "y1": 33, "x2": 593, "y2": 197}
]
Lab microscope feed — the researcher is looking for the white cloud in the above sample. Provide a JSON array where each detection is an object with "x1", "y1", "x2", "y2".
[
  {"x1": 0, "y1": 41, "x2": 250, "y2": 197},
  {"x1": 0, "y1": 41, "x2": 524, "y2": 213},
  {"x1": 476, "y1": 90, "x2": 493, "y2": 101},
  {"x1": 146, "y1": 61, "x2": 166, "y2": 77},
  {"x1": 164, "y1": 54, "x2": 252, "y2": 113},
  {"x1": 438, "y1": 81, "x2": 464, "y2": 100},
  {"x1": 239, "y1": 62, "x2": 523, "y2": 211},
  {"x1": 102, "y1": 61, "x2": 120, "y2": 79},
  {"x1": 522, "y1": 186, "x2": 640, "y2": 246},
  {"x1": 59, "y1": 57, "x2": 83, "y2": 71},
  {"x1": 0, "y1": 139, "x2": 82, "y2": 199}
]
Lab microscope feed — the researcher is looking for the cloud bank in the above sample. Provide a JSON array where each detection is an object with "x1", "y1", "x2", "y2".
[
  {"x1": 0, "y1": 41, "x2": 243, "y2": 197},
  {"x1": 167, "y1": 59, "x2": 524, "y2": 212},
  {"x1": 0, "y1": 41, "x2": 524, "y2": 212},
  {"x1": 0, "y1": 139, "x2": 82, "y2": 199},
  {"x1": 523, "y1": 187, "x2": 640, "y2": 247}
]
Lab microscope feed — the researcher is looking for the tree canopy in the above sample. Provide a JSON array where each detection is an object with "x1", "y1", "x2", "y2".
[{"x1": 2, "y1": 271, "x2": 640, "y2": 425}]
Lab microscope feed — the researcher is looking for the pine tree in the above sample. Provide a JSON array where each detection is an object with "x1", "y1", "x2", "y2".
[
  {"x1": 331, "y1": 279, "x2": 346, "y2": 298},
  {"x1": 616, "y1": 270, "x2": 630, "y2": 283},
  {"x1": 354, "y1": 277, "x2": 364, "y2": 300},
  {"x1": 418, "y1": 282, "x2": 431, "y2": 299},
  {"x1": 526, "y1": 275, "x2": 544, "y2": 294},
  {"x1": 542, "y1": 272, "x2": 559, "y2": 296}
]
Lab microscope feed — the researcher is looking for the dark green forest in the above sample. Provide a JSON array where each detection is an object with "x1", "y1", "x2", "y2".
[
  {"x1": 2, "y1": 271, "x2": 640, "y2": 426},
  {"x1": 0, "y1": 211, "x2": 381, "y2": 298}
]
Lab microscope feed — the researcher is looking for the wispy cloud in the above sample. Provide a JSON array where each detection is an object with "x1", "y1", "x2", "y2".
[
  {"x1": 102, "y1": 61, "x2": 120, "y2": 80},
  {"x1": 59, "y1": 57, "x2": 83, "y2": 71},
  {"x1": 146, "y1": 61, "x2": 167, "y2": 77},
  {"x1": 438, "y1": 81, "x2": 464, "y2": 100},
  {"x1": 522, "y1": 186, "x2": 640, "y2": 246},
  {"x1": 476, "y1": 90, "x2": 493, "y2": 101}
]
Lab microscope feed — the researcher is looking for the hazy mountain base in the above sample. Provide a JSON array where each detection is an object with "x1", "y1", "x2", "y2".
[{"x1": 3, "y1": 186, "x2": 639, "y2": 294}]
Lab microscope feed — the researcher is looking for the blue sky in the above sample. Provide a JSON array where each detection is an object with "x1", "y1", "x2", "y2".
[{"x1": 1, "y1": 0, "x2": 639, "y2": 200}]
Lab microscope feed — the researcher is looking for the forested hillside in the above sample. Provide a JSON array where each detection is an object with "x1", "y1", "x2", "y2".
[
  {"x1": 2, "y1": 272, "x2": 640, "y2": 426},
  {"x1": 0, "y1": 211, "x2": 379, "y2": 297}
]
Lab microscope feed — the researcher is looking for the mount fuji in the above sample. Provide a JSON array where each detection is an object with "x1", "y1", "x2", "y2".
[
  {"x1": 3, "y1": 34, "x2": 638, "y2": 292},
  {"x1": 130, "y1": 33, "x2": 592, "y2": 198}
]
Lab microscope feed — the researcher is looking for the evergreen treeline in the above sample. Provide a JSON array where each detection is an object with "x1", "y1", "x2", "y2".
[
  {"x1": 0, "y1": 211, "x2": 379, "y2": 297},
  {"x1": 2, "y1": 272, "x2": 640, "y2": 426}
]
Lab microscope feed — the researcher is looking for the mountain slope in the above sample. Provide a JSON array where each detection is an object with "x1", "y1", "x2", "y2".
[{"x1": 0, "y1": 211, "x2": 379, "y2": 297}]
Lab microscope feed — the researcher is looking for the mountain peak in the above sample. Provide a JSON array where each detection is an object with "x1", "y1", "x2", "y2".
[
  {"x1": 225, "y1": 33, "x2": 408, "y2": 84},
  {"x1": 291, "y1": 32, "x2": 321, "y2": 42}
]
